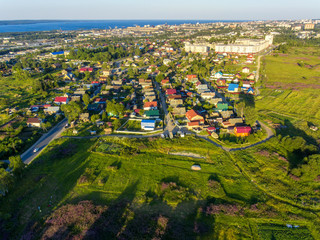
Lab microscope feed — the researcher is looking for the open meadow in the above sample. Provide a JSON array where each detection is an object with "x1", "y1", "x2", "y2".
[
  {"x1": 256, "y1": 47, "x2": 320, "y2": 140},
  {"x1": 0, "y1": 136, "x2": 319, "y2": 239}
]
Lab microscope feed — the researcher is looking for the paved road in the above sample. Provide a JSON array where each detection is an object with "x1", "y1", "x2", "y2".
[
  {"x1": 194, "y1": 121, "x2": 274, "y2": 152},
  {"x1": 154, "y1": 81, "x2": 177, "y2": 138},
  {"x1": 21, "y1": 118, "x2": 68, "y2": 165},
  {"x1": 61, "y1": 120, "x2": 274, "y2": 152}
]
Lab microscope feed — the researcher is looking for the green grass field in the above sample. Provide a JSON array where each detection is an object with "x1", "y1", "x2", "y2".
[
  {"x1": 0, "y1": 136, "x2": 319, "y2": 239},
  {"x1": 256, "y1": 47, "x2": 320, "y2": 140}
]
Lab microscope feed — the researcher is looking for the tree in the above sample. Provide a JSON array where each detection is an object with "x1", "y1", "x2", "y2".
[
  {"x1": 83, "y1": 94, "x2": 90, "y2": 108},
  {"x1": 61, "y1": 102, "x2": 82, "y2": 123},
  {"x1": 0, "y1": 168, "x2": 13, "y2": 196},
  {"x1": 101, "y1": 111, "x2": 107, "y2": 121},
  {"x1": 244, "y1": 106, "x2": 257, "y2": 126},
  {"x1": 9, "y1": 155, "x2": 25, "y2": 177},
  {"x1": 156, "y1": 73, "x2": 165, "y2": 83},
  {"x1": 235, "y1": 101, "x2": 245, "y2": 118},
  {"x1": 113, "y1": 119, "x2": 121, "y2": 131},
  {"x1": 91, "y1": 114, "x2": 100, "y2": 123}
]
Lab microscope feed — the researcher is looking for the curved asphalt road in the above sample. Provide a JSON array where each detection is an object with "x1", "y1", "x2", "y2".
[
  {"x1": 21, "y1": 118, "x2": 68, "y2": 165},
  {"x1": 194, "y1": 121, "x2": 274, "y2": 152}
]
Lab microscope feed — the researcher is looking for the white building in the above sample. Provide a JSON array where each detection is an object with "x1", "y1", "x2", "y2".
[
  {"x1": 215, "y1": 35, "x2": 273, "y2": 54},
  {"x1": 185, "y1": 42, "x2": 209, "y2": 53}
]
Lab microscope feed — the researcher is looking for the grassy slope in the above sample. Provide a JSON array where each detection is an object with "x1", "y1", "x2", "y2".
[
  {"x1": 0, "y1": 136, "x2": 319, "y2": 239},
  {"x1": 256, "y1": 47, "x2": 320, "y2": 140}
]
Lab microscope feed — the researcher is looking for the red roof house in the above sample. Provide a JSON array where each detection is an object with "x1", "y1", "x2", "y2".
[
  {"x1": 186, "y1": 109, "x2": 204, "y2": 123},
  {"x1": 79, "y1": 67, "x2": 93, "y2": 73},
  {"x1": 54, "y1": 97, "x2": 69, "y2": 104},
  {"x1": 166, "y1": 89, "x2": 177, "y2": 95},
  {"x1": 144, "y1": 101, "x2": 158, "y2": 110},
  {"x1": 234, "y1": 126, "x2": 251, "y2": 137},
  {"x1": 27, "y1": 118, "x2": 42, "y2": 128}
]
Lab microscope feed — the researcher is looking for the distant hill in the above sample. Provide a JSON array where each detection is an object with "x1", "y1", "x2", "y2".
[{"x1": 0, "y1": 20, "x2": 66, "y2": 25}]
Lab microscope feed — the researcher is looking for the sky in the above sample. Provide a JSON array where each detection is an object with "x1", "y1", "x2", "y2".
[{"x1": 1, "y1": 0, "x2": 319, "y2": 20}]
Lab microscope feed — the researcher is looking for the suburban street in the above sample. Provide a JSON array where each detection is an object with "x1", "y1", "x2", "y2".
[
  {"x1": 21, "y1": 118, "x2": 68, "y2": 165},
  {"x1": 154, "y1": 81, "x2": 177, "y2": 138}
]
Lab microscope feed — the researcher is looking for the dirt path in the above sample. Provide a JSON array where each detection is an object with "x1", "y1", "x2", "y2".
[{"x1": 168, "y1": 152, "x2": 205, "y2": 159}]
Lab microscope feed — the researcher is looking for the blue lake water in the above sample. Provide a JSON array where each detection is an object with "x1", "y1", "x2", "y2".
[{"x1": 0, "y1": 20, "x2": 240, "y2": 33}]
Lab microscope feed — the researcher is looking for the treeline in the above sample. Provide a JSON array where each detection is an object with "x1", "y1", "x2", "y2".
[
  {"x1": 0, "y1": 31, "x2": 76, "y2": 41},
  {"x1": 274, "y1": 30, "x2": 320, "y2": 47},
  {"x1": 67, "y1": 45, "x2": 128, "y2": 62}
]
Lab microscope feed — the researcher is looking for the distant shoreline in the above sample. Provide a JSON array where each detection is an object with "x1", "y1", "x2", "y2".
[
  {"x1": 0, "y1": 19, "x2": 248, "y2": 33},
  {"x1": 0, "y1": 19, "x2": 249, "y2": 26}
]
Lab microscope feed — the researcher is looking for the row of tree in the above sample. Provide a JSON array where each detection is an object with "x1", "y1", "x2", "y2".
[{"x1": 0, "y1": 155, "x2": 24, "y2": 196}]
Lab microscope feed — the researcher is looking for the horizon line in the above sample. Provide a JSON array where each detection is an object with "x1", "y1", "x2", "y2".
[{"x1": 1, "y1": 18, "x2": 317, "y2": 21}]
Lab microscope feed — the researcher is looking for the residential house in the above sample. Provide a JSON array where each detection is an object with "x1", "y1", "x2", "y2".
[
  {"x1": 227, "y1": 83, "x2": 239, "y2": 93},
  {"x1": 216, "y1": 102, "x2": 229, "y2": 111},
  {"x1": 87, "y1": 103, "x2": 102, "y2": 111},
  {"x1": 187, "y1": 121, "x2": 202, "y2": 130},
  {"x1": 54, "y1": 96, "x2": 69, "y2": 105},
  {"x1": 247, "y1": 73, "x2": 255, "y2": 80},
  {"x1": 141, "y1": 119, "x2": 156, "y2": 131},
  {"x1": 111, "y1": 80, "x2": 122, "y2": 86},
  {"x1": 242, "y1": 81, "x2": 251, "y2": 89},
  {"x1": 200, "y1": 92, "x2": 215, "y2": 100},
  {"x1": 169, "y1": 98, "x2": 183, "y2": 107},
  {"x1": 27, "y1": 118, "x2": 42, "y2": 128},
  {"x1": 80, "y1": 113, "x2": 90, "y2": 122},
  {"x1": 51, "y1": 63, "x2": 62, "y2": 69},
  {"x1": 99, "y1": 76, "x2": 108, "y2": 82},
  {"x1": 167, "y1": 94, "x2": 182, "y2": 100},
  {"x1": 79, "y1": 67, "x2": 93, "y2": 73},
  {"x1": 172, "y1": 107, "x2": 186, "y2": 116},
  {"x1": 242, "y1": 67, "x2": 250, "y2": 73},
  {"x1": 144, "y1": 110, "x2": 160, "y2": 119},
  {"x1": 186, "y1": 109, "x2": 204, "y2": 123},
  {"x1": 102, "y1": 70, "x2": 111, "y2": 76},
  {"x1": 186, "y1": 74, "x2": 198, "y2": 83},
  {"x1": 71, "y1": 96, "x2": 81, "y2": 102},
  {"x1": 213, "y1": 71, "x2": 223, "y2": 79},
  {"x1": 234, "y1": 126, "x2": 251, "y2": 137},
  {"x1": 220, "y1": 110, "x2": 234, "y2": 119},
  {"x1": 229, "y1": 118, "x2": 244, "y2": 126},
  {"x1": 247, "y1": 87, "x2": 255, "y2": 95},
  {"x1": 161, "y1": 79, "x2": 172, "y2": 88},
  {"x1": 144, "y1": 101, "x2": 158, "y2": 110},
  {"x1": 44, "y1": 106, "x2": 60, "y2": 115},
  {"x1": 197, "y1": 84, "x2": 209, "y2": 92},
  {"x1": 166, "y1": 88, "x2": 177, "y2": 96},
  {"x1": 216, "y1": 79, "x2": 226, "y2": 88},
  {"x1": 235, "y1": 73, "x2": 242, "y2": 79}
]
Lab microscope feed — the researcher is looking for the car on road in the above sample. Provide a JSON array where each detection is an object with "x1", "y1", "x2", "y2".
[{"x1": 33, "y1": 148, "x2": 39, "y2": 153}]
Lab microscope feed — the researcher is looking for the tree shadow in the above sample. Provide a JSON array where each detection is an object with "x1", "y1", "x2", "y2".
[
  {"x1": 237, "y1": 92, "x2": 255, "y2": 108},
  {"x1": 277, "y1": 120, "x2": 319, "y2": 170},
  {"x1": 110, "y1": 160, "x2": 122, "y2": 170},
  {"x1": 0, "y1": 138, "x2": 95, "y2": 240},
  {"x1": 83, "y1": 180, "x2": 139, "y2": 239},
  {"x1": 280, "y1": 119, "x2": 318, "y2": 146}
]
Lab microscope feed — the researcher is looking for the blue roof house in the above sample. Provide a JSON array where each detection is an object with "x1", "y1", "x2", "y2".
[
  {"x1": 51, "y1": 51, "x2": 65, "y2": 56},
  {"x1": 227, "y1": 83, "x2": 239, "y2": 93},
  {"x1": 247, "y1": 87, "x2": 255, "y2": 95},
  {"x1": 141, "y1": 119, "x2": 156, "y2": 131}
]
